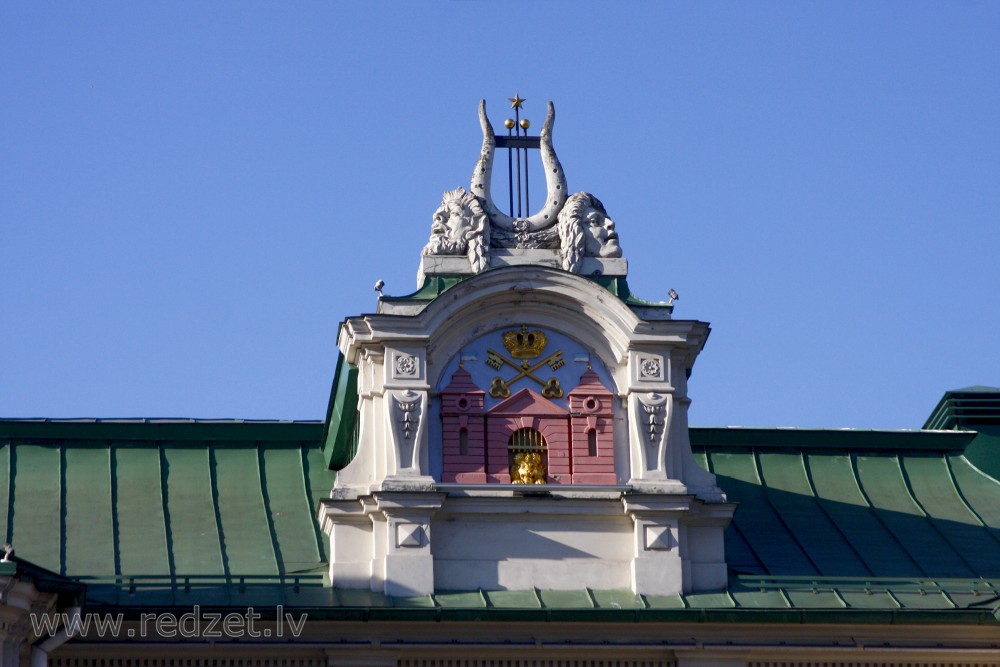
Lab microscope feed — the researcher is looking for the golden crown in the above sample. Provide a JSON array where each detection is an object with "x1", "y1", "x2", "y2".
[{"x1": 502, "y1": 325, "x2": 547, "y2": 358}]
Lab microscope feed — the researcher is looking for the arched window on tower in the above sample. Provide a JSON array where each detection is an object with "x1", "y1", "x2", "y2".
[{"x1": 508, "y1": 428, "x2": 547, "y2": 484}]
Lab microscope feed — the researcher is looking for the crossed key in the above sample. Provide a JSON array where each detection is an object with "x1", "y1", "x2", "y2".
[{"x1": 485, "y1": 349, "x2": 565, "y2": 399}]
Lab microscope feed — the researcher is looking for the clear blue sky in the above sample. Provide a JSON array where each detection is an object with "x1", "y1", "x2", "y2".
[{"x1": 3, "y1": 2, "x2": 998, "y2": 428}]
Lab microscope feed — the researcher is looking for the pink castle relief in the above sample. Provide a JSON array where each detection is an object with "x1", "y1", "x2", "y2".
[{"x1": 441, "y1": 367, "x2": 616, "y2": 484}]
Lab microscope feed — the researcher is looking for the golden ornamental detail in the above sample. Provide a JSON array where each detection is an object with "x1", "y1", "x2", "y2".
[
  {"x1": 502, "y1": 325, "x2": 547, "y2": 359},
  {"x1": 486, "y1": 325, "x2": 566, "y2": 399},
  {"x1": 510, "y1": 452, "x2": 546, "y2": 484}
]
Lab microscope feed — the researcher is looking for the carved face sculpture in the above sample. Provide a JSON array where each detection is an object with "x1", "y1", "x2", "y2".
[
  {"x1": 556, "y1": 192, "x2": 622, "y2": 273},
  {"x1": 425, "y1": 187, "x2": 489, "y2": 259},
  {"x1": 582, "y1": 207, "x2": 620, "y2": 258},
  {"x1": 431, "y1": 201, "x2": 473, "y2": 246}
]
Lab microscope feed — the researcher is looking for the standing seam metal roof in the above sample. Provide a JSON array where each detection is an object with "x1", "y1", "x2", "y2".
[
  {"x1": 0, "y1": 421, "x2": 332, "y2": 593},
  {"x1": 1, "y1": 420, "x2": 998, "y2": 620}
]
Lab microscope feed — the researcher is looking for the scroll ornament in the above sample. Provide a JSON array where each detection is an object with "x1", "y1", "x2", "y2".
[
  {"x1": 636, "y1": 392, "x2": 670, "y2": 473},
  {"x1": 389, "y1": 389, "x2": 424, "y2": 471}
]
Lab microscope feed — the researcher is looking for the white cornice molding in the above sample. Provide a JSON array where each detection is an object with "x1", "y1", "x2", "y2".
[{"x1": 341, "y1": 267, "x2": 709, "y2": 379}]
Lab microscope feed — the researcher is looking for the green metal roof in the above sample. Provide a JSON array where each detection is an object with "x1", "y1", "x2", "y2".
[
  {"x1": 690, "y1": 431, "x2": 1000, "y2": 581},
  {"x1": 321, "y1": 355, "x2": 359, "y2": 470},
  {"x1": 921, "y1": 385, "x2": 1000, "y2": 480},
  {"x1": 0, "y1": 420, "x2": 332, "y2": 591},
  {"x1": 2, "y1": 418, "x2": 999, "y2": 623},
  {"x1": 924, "y1": 386, "x2": 1000, "y2": 431},
  {"x1": 690, "y1": 426, "x2": 976, "y2": 453}
]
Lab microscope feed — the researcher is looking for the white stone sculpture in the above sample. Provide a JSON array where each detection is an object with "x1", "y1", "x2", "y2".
[
  {"x1": 420, "y1": 101, "x2": 625, "y2": 278},
  {"x1": 421, "y1": 187, "x2": 490, "y2": 273},
  {"x1": 387, "y1": 389, "x2": 426, "y2": 474},
  {"x1": 632, "y1": 392, "x2": 671, "y2": 478},
  {"x1": 556, "y1": 192, "x2": 622, "y2": 272}
]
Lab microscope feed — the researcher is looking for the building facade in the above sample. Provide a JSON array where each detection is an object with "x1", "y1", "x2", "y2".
[{"x1": 1, "y1": 100, "x2": 998, "y2": 666}]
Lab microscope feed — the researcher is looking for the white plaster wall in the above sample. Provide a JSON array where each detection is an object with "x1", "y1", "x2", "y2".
[
  {"x1": 328, "y1": 521, "x2": 372, "y2": 588},
  {"x1": 685, "y1": 525, "x2": 729, "y2": 591},
  {"x1": 431, "y1": 513, "x2": 633, "y2": 590}
]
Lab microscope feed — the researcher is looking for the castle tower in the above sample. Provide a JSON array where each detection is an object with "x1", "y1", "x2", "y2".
[{"x1": 319, "y1": 98, "x2": 734, "y2": 597}]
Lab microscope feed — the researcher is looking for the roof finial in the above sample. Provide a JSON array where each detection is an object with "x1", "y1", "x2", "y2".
[{"x1": 471, "y1": 97, "x2": 567, "y2": 232}]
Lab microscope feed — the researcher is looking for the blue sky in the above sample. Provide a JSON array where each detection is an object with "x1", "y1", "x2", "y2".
[{"x1": 2, "y1": 2, "x2": 998, "y2": 428}]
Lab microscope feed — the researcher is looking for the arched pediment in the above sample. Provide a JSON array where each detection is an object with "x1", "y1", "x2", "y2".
[{"x1": 419, "y1": 268, "x2": 639, "y2": 377}]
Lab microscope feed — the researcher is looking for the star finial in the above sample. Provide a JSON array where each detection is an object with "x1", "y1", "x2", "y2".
[{"x1": 508, "y1": 93, "x2": 526, "y2": 110}]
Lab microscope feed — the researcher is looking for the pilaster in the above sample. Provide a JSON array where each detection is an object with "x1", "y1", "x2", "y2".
[
  {"x1": 320, "y1": 499, "x2": 373, "y2": 588},
  {"x1": 622, "y1": 495, "x2": 690, "y2": 596},
  {"x1": 370, "y1": 492, "x2": 446, "y2": 597},
  {"x1": 381, "y1": 345, "x2": 434, "y2": 490}
]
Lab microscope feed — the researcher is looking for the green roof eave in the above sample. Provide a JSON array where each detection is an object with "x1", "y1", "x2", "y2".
[
  {"x1": 76, "y1": 575, "x2": 1000, "y2": 625},
  {"x1": 378, "y1": 274, "x2": 469, "y2": 305},
  {"x1": 380, "y1": 270, "x2": 674, "y2": 314},
  {"x1": 85, "y1": 600, "x2": 1000, "y2": 627},
  {"x1": 3, "y1": 556, "x2": 87, "y2": 604},
  {"x1": 316, "y1": 607, "x2": 999, "y2": 625},
  {"x1": 690, "y1": 426, "x2": 976, "y2": 453},
  {"x1": 0, "y1": 419, "x2": 323, "y2": 443},
  {"x1": 587, "y1": 275, "x2": 673, "y2": 311},
  {"x1": 321, "y1": 353, "x2": 359, "y2": 470}
]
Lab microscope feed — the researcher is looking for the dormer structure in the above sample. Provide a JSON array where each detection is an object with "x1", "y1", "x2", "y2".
[
  {"x1": 3, "y1": 97, "x2": 999, "y2": 665},
  {"x1": 319, "y1": 99, "x2": 735, "y2": 597}
]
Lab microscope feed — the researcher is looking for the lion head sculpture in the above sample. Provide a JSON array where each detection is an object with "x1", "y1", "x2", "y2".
[
  {"x1": 556, "y1": 192, "x2": 622, "y2": 273},
  {"x1": 422, "y1": 187, "x2": 490, "y2": 273},
  {"x1": 510, "y1": 451, "x2": 547, "y2": 484}
]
